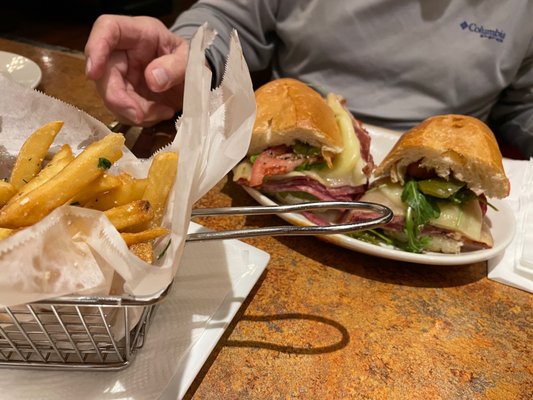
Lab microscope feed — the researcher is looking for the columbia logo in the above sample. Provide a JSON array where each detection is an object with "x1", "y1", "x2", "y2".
[{"x1": 460, "y1": 20, "x2": 505, "y2": 43}]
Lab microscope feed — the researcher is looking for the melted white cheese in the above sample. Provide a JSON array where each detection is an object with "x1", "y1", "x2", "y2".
[
  {"x1": 233, "y1": 161, "x2": 252, "y2": 181},
  {"x1": 431, "y1": 199, "x2": 483, "y2": 241},
  {"x1": 320, "y1": 94, "x2": 367, "y2": 187},
  {"x1": 359, "y1": 181, "x2": 405, "y2": 216}
]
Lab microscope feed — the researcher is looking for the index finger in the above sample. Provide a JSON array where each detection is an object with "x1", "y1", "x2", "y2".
[{"x1": 85, "y1": 15, "x2": 144, "y2": 79}]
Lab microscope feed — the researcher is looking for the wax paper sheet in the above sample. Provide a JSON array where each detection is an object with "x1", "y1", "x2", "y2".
[{"x1": 0, "y1": 24, "x2": 255, "y2": 307}]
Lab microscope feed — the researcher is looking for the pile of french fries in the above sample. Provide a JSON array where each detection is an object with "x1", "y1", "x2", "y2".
[{"x1": 0, "y1": 121, "x2": 178, "y2": 263}]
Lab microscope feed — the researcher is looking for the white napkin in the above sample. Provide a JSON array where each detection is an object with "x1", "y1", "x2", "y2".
[
  {"x1": 487, "y1": 158, "x2": 533, "y2": 293},
  {"x1": 0, "y1": 222, "x2": 270, "y2": 400}
]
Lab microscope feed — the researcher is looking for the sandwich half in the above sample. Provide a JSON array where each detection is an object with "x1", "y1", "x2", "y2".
[
  {"x1": 352, "y1": 114, "x2": 510, "y2": 253},
  {"x1": 233, "y1": 78, "x2": 374, "y2": 225}
]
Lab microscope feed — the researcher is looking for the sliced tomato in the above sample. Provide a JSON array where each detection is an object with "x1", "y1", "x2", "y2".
[{"x1": 249, "y1": 146, "x2": 305, "y2": 187}]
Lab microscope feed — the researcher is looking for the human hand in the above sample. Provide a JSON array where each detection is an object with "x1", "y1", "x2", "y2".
[{"x1": 85, "y1": 15, "x2": 189, "y2": 127}]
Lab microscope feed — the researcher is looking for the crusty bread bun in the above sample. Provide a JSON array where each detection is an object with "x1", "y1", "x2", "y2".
[
  {"x1": 249, "y1": 78, "x2": 343, "y2": 163},
  {"x1": 374, "y1": 114, "x2": 510, "y2": 198}
]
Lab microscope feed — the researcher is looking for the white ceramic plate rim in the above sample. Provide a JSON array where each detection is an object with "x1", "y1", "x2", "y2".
[
  {"x1": 0, "y1": 50, "x2": 42, "y2": 89},
  {"x1": 242, "y1": 124, "x2": 516, "y2": 266}
]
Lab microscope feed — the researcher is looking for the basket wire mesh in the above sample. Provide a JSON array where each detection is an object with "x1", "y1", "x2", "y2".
[{"x1": 0, "y1": 284, "x2": 171, "y2": 371}]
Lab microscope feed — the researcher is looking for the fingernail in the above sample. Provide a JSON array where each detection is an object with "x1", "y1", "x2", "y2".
[
  {"x1": 85, "y1": 57, "x2": 92, "y2": 76},
  {"x1": 152, "y1": 68, "x2": 169, "y2": 87}
]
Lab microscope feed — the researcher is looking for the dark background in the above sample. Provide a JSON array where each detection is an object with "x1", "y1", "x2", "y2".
[
  {"x1": 0, "y1": 0, "x2": 196, "y2": 52},
  {"x1": 0, "y1": 0, "x2": 272, "y2": 89}
]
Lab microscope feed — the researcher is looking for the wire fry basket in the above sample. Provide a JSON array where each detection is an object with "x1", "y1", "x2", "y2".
[
  {"x1": 0, "y1": 200, "x2": 393, "y2": 372},
  {"x1": 0, "y1": 283, "x2": 172, "y2": 371}
]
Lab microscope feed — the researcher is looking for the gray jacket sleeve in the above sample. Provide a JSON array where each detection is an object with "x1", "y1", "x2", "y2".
[
  {"x1": 488, "y1": 44, "x2": 533, "y2": 157},
  {"x1": 170, "y1": 0, "x2": 279, "y2": 85}
]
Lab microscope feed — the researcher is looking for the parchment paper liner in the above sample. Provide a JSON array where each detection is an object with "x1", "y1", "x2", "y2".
[{"x1": 0, "y1": 25, "x2": 256, "y2": 313}]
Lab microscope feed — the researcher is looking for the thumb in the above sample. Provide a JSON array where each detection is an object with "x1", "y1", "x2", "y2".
[{"x1": 145, "y1": 41, "x2": 189, "y2": 93}]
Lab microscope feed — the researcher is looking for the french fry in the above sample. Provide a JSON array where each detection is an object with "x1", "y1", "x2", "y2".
[
  {"x1": 104, "y1": 199, "x2": 154, "y2": 231},
  {"x1": 0, "y1": 181, "x2": 17, "y2": 207},
  {"x1": 0, "y1": 227, "x2": 13, "y2": 240},
  {"x1": 2, "y1": 120, "x2": 179, "y2": 268},
  {"x1": 10, "y1": 121, "x2": 64, "y2": 189},
  {"x1": 120, "y1": 227, "x2": 169, "y2": 246},
  {"x1": 142, "y1": 152, "x2": 178, "y2": 227},
  {"x1": 70, "y1": 173, "x2": 123, "y2": 206},
  {"x1": 16, "y1": 144, "x2": 74, "y2": 198},
  {"x1": 0, "y1": 133, "x2": 125, "y2": 228},
  {"x1": 83, "y1": 173, "x2": 148, "y2": 210}
]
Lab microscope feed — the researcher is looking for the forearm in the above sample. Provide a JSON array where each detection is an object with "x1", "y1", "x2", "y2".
[{"x1": 490, "y1": 106, "x2": 533, "y2": 158}]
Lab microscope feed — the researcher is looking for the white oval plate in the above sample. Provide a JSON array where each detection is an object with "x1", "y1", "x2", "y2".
[
  {"x1": 0, "y1": 50, "x2": 42, "y2": 89},
  {"x1": 242, "y1": 124, "x2": 516, "y2": 266}
]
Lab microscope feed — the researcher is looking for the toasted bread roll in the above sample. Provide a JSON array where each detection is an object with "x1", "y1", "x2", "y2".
[{"x1": 374, "y1": 114, "x2": 510, "y2": 198}]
